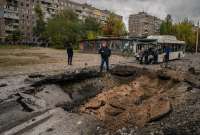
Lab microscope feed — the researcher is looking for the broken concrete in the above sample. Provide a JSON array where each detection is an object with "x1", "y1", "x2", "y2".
[
  {"x1": 0, "y1": 100, "x2": 48, "y2": 135},
  {"x1": 18, "y1": 109, "x2": 101, "y2": 135},
  {"x1": 31, "y1": 67, "x2": 101, "y2": 87},
  {"x1": 36, "y1": 84, "x2": 72, "y2": 108},
  {"x1": 18, "y1": 93, "x2": 47, "y2": 111},
  {"x1": 0, "y1": 107, "x2": 100, "y2": 135}
]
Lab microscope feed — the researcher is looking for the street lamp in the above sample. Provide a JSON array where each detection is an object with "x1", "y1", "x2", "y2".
[{"x1": 196, "y1": 21, "x2": 199, "y2": 54}]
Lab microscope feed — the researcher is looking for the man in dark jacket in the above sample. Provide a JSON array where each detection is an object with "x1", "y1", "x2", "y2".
[
  {"x1": 66, "y1": 42, "x2": 73, "y2": 65},
  {"x1": 99, "y1": 42, "x2": 111, "y2": 72},
  {"x1": 164, "y1": 46, "x2": 171, "y2": 62}
]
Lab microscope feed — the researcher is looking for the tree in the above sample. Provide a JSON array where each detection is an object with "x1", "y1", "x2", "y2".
[
  {"x1": 103, "y1": 13, "x2": 127, "y2": 36},
  {"x1": 84, "y1": 17, "x2": 101, "y2": 33},
  {"x1": 45, "y1": 9, "x2": 83, "y2": 48},
  {"x1": 160, "y1": 15, "x2": 197, "y2": 51},
  {"x1": 174, "y1": 20, "x2": 196, "y2": 51},
  {"x1": 12, "y1": 30, "x2": 22, "y2": 44},
  {"x1": 33, "y1": 4, "x2": 46, "y2": 40},
  {"x1": 43, "y1": 9, "x2": 126, "y2": 48},
  {"x1": 83, "y1": 17, "x2": 102, "y2": 39},
  {"x1": 160, "y1": 14, "x2": 173, "y2": 35}
]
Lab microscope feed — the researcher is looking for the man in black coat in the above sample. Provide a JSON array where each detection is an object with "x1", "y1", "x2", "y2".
[
  {"x1": 66, "y1": 42, "x2": 73, "y2": 65},
  {"x1": 99, "y1": 42, "x2": 111, "y2": 72}
]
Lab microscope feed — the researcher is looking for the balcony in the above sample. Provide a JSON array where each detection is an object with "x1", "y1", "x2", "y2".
[
  {"x1": 47, "y1": 6, "x2": 57, "y2": 10},
  {"x1": 5, "y1": 26, "x2": 16, "y2": 31},
  {"x1": 41, "y1": 0, "x2": 53, "y2": 3},
  {"x1": 4, "y1": 6, "x2": 18, "y2": 13},
  {"x1": 41, "y1": 0, "x2": 53, "y2": 5},
  {"x1": 4, "y1": 12, "x2": 19, "y2": 20},
  {"x1": 13, "y1": 22, "x2": 19, "y2": 26}
]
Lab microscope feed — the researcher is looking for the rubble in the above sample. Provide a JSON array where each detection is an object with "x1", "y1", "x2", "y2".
[
  {"x1": 184, "y1": 74, "x2": 200, "y2": 89},
  {"x1": 35, "y1": 84, "x2": 72, "y2": 108},
  {"x1": 31, "y1": 67, "x2": 101, "y2": 87},
  {"x1": 188, "y1": 67, "x2": 196, "y2": 74}
]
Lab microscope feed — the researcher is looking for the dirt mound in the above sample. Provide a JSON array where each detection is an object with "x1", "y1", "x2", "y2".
[{"x1": 80, "y1": 74, "x2": 174, "y2": 131}]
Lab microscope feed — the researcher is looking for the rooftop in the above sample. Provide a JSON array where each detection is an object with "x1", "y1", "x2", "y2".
[{"x1": 147, "y1": 35, "x2": 185, "y2": 44}]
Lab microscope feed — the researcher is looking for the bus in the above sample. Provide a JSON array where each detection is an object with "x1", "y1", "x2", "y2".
[{"x1": 135, "y1": 35, "x2": 186, "y2": 63}]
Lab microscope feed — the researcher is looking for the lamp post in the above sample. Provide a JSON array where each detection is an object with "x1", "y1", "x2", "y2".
[{"x1": 196, "y1": 21, "x2": 199, "y2": 54}]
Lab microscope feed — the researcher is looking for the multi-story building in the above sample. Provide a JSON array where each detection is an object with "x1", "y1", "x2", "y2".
[
  {"x1": 0, "y1": 0, "x2": 122, "y2": 44},
  {"x1": 0, "y1": 0, "x2": 19, "y2": 43},
  {"x1": 129, "y1": 12, "x2": 162, "y2": 37}
]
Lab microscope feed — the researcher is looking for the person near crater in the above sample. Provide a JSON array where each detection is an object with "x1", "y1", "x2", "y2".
[
  {"x1": 98, "y1": 42, "x2": 111, "y2": 72},
  {"x1": 65, "y1": 42, "x2": 74, "y2": 65}
]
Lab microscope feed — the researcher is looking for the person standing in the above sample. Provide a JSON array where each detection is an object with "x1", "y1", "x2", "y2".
[
  {"x1": 144, "y1": 49, "x2": 149, "y2": 64},
  {"x1": 138, "y1": 48, "x2": 144, "y2": 64},
  {"x1": 153, "y1": 48, "x2": 158, "y2": 64},
  {"x1": 66, "y1": 42, "x2": 73, "y2": 65},
  {"x1": 164, "y1": 45, "x2": 171, "y2": 67},
  {"x1": 164, "y1": 46, "x2": 171, "y2": 62},
  {"x1": 99, "y1": 42, "x2": 111, "y2": 72}
]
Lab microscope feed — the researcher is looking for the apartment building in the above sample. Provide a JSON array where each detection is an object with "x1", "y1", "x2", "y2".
[
  {"x1": 0, "y1": 0, "x2": 122, "y2": 44},
  {"x1": 0, "y1": 0, "x2": 19, "y2": 43},
  {"x1": 129, "y1": 12, "x2": 162, "y2": 37}
]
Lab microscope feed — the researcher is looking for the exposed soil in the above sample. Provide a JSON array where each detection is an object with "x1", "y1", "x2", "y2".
[{"x1": 80, "y1": 67, "x2": 179, "y2": 132}]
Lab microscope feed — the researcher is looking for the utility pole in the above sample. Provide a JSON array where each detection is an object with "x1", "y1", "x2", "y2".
[{"x1": 196, "y1": 21, "x2": 199, "y2": 54}]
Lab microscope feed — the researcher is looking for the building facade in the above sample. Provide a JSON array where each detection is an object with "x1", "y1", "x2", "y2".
[
  {"x1": 0, "y1": 0, "x2": 122, "y2": 44},
  {"x1": 129, "y1": 12, "x2": 162, "y2": 37},
  {"x1": 0, "y1": 0, "x2": 19, "y2": 43}
]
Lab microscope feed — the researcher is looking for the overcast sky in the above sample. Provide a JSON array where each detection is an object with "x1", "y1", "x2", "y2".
[{"x1": 72, "y1": 0, "x2": 200, "y2": 28}]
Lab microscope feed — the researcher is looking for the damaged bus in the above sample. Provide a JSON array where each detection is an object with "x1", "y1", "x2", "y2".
[{"x1": 136, "y1": 35, "x2": 186, "y2": 63}]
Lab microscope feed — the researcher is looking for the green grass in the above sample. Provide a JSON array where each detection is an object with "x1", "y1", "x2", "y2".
[{"x1": 0, "y1": 44, "x2": 31, "y2": 49}]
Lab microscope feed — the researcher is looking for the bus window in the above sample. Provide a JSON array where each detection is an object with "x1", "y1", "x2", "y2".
[
  {"x1": 179, "y1": 44, "x2": 182, "y2": 51},
  {"x1": 171, "y1": 44, "x2": 173, "y2": 52},
  {"x1": 174, "y1": 44, "x2": 177, "y2": 52},
  {"x1": 158, "y1": 48, "x2": 163, "y2": 54}
]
